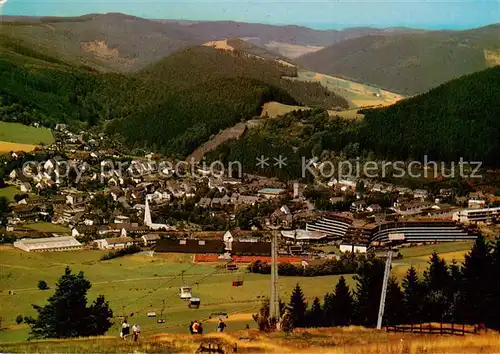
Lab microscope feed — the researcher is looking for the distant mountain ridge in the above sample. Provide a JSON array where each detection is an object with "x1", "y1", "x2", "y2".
[
  {"x1": 297, "y1": 24, "x2": 500, "y2": 95},
  {"x1": 0, "y1": 13, "x2": 428, "y2": 72}
]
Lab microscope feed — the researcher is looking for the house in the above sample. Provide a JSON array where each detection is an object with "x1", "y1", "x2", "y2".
[
  {"x1": 238, "y1": 195, "x2": 261, "y2": 206},
  {"x1": 66, "y1": 193, "x2": 89, "y2": 205},
  {"x1": 339, "y1": 244, "x2": 367, "y2": 253},
  {"x1": 413, "y1": 189, "x2": 429, "y2": 200},
  {"x1": 198, "y1": 198, "x2": 212, "y2": 209},
  {"x1": 114, "y1": 215, "x2": 130, "y2": 224},
  {"x1": 367, "y1": 204, "x2": 382, "y2": 213},
  {"x1": 258, "y1": 188, "x2": 287, "y2": 199},
  {"x1": 268, "y1": 205, "x2": 293, "y2": 229},
  {"x1": 350, "y1": 200, "x2": 367, "y2": 213},
  {"x1": 468, "y1": 199, "x2": 486, "y2": 209},
  {"x1": 14, "y1": 236, "x2": 82, "y2": 252},
  {"x1": 142, "y1": 233, "x2": 161, "y2": 246},
  {"x1": 95, "y1": 237, "x2": 136, "y2": 250},
  {"x1": 20, "y1": 182, "x2": 32, "y2": 193}
]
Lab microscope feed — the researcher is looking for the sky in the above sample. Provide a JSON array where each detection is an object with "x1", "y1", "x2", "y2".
[{"x1": 0, "y1": 0, "x2": 498, "y2": 30}]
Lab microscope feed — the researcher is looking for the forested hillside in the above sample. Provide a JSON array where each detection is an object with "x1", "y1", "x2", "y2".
[
  {"x1": 1, "y1": 34, "x2": 348, "y2": 157},
  {"x1": 297, "y1": 25, "x2": 500, "y2": 95},
  {"x1": 104, "y1": 46, "x2": 347, "y2": 156},
  {"x1": 359, "y1": 66, "x2": 500, "y2": 165},
  {"x1": 209, "y1": 66, "x2": 500, "y2": 179},
  {"x1": 0, "y1": 34, "x2": 110, "y2": 128}
]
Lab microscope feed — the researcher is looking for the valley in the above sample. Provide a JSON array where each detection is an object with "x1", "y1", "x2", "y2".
[{"x1": 0, "y1": 8, "x2": 499, "y2": 353}]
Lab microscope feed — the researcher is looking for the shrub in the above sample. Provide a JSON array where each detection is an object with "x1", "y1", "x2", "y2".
[
  {"x1": 100, "y1": 244, "x2": 141, "y2": 261},
  {"x1": 37, "y1": 280, "x2": 48, "y2": 290},
  {"x1": 15, "y1": 315, "x2": 23, "y2": 324}
]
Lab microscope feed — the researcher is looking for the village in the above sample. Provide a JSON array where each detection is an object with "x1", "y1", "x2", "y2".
[{"x1": 1, "y1": 125, "x2": 499, "y2": 256}]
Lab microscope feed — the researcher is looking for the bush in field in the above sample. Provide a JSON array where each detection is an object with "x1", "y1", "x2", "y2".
[
  {"x1": 37, "y1": 280, "x2": 49, "y2": 290},
  {"x1": 100, "y1": 244, "x2": 141, "y2": 261}
]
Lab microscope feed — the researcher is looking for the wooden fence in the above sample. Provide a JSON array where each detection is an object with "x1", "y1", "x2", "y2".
[{"x1": 386, "y1": 323, "x2": 480, "y2": 336}]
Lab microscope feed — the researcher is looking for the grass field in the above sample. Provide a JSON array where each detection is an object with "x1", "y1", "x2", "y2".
[
  {"x1": 286, "y1": 71, "x2": 404, "y2": 109},
  {"x1": 0, "y1": 186, "x2": 19, "y2": 201},
  {"x1": 0, "y1": 247, "x2": 356, "y2": 342},
  {"x1": 261, "y1": 101, "x2": 363, "y2": 120},
  {"x1": 19, "y1": 222, "x2": 70, "y2": 233},
  {"x1": 0, "y1": 241, "x2": 474, "y2": 342},
  {"x1": 0, "y1": 122, "x2": 54, "y2": 146},
  {"x1": 1, "y1": 326, "x2": 499, "y2": 353}
]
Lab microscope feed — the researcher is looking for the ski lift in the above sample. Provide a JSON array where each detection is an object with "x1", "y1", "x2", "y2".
[
  {"x1": 157, "y1": 300, "x2": 166, "y2": 324},
  {"x1": 179, "y1": 286, "x2": 192, "y2": 299},
  {"x1": 232, "y1": 275, "x2": 244, "y2": 287},
  {"x1": 226, "y1": 263, "x2": 238, "y2": 271},
  {"x1": 188, "y1": 297, "x2": 201, "y2": 309}
]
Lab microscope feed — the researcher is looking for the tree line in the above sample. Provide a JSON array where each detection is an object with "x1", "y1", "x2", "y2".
[{"x1": 257, "y1": 235, "x2": 500, "y2": 331}]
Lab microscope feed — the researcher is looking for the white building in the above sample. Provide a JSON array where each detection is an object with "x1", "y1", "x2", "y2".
[
  {"x1": 14, "y1": 236, "x2": 82, "y2": 252},
  {"x1": 95, "y1": 237, "x2": 135, "y2": 250},
  {"x1": 453, "y1": 207, "x2": 500, "y2": 224},
  {"x1": 142, "y1": 233, "x2": 161, "y2": 246},
  {"x1": 339, "y1": 244, "x2": 368, "y2": 253}
]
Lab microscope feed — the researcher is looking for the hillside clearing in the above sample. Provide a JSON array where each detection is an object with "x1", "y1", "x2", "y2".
[
  {"x1": 261, "y1": 101, "x2": 364, "y2": 120},
  {"x1": 286, "y1": 71, "x2": 404, "y2": 108},
  {"x1": 0, "y1": 122, "x2": 54, "y2": 145}
]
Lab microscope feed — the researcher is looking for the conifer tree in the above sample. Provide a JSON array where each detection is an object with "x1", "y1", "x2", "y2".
[
  {"x1": 402, "y1": 266, "x2": 423, "y2": 324},
  {"x1": 288, "y1": 283, "x2": 308, "y2": 328},
  {"x1": 353, "y1": 258, "x2": 385, "y2": 326},
  {"x1": 307, "y1": 297, "x2": 324, "y2": 328},
  {"x1": 460, "y1": 234, "x2": 491, "y2": 325},
  {"x1": 332, "y1": 276, "x2": 354, "y2": 326},
  {"x1": 423, "y1": 252, "x2": 451, "y2": 322},
  {"x1": 384, "y1": 277, "x2": 404, "y2": 326},
  {"x1": 24, "y1": 267, "x2": 113, "y2": 339}
]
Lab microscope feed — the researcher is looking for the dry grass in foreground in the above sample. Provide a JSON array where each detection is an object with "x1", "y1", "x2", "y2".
[{"x1": 2, "y1": 327, "x2": 500, "y2": 353}]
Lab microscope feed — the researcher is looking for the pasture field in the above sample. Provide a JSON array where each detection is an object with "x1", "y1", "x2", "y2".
[
  {"x1": 0, "y1": 241, "x2": 474, "y2": 342},
  {"x1": 19, "y1": 222, "x2": 71, "y2": 233},
  {"x1": 0, "y1": 186, "x2": 18, "y2": 201},
  {"x1": 1, "y1": 326, "x2": 499, "y2": 353},
  {"x1": 0, "y1": 122, "x2": 54, "y2": 146},
  {"x1": 0, "y1": 247, "x2": 355, "y2": 342},
  {"x1": 286, "y1": 70, "x2": 404, "y2": 108},
  {"x1": 261, "y1": 101, "x2": 363, "y2": 120}
]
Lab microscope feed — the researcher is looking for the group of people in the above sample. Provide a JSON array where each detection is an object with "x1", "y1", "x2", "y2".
[
  {"x1": 189, "y1": 320, "x2": 204, "y2": 334},
  {"x1": 188, "y1": 318, "x2": 227, "y2": 334},
  {"x1": 120, "y1": 320, "x2": 141, "y2": 342}
]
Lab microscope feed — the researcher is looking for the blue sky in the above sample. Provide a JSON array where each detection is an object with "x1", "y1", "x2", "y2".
[{"x1": 1, "y1": 0, "x2": 499, "y2": 29}]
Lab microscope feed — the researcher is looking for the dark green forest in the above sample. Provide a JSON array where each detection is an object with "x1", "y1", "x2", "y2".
[{"x1": 359, "y1": 66, "x2": 500, "y2": 165}]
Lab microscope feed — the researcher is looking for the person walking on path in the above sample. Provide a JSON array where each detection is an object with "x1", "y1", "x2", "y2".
[
  {"x1": 216, "y1": 318, "x2": 227, "y2": 333},
  {"x1": 132, "y1": 324, "x2": 141, "y2": 342},
  {"x1": 121, "y1": 320, "x2": 130, "y2": 340}
]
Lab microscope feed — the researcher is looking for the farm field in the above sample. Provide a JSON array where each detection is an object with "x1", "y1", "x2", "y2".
[
  {"x1": 0, "y1": 186, "x2": 19, "y2": 201},
  {"x1": 0, "y1": 241, "x2": 474, "y2": 342},
  {"x1": 286, "y1": 70, "x2": 404, "y2": 108},
  {"x1": 0, "y1": 141, "x2": 38, "y2": 153},
  {"x1": 0, "y1": 122, "x2": 54, "y2": 146}
]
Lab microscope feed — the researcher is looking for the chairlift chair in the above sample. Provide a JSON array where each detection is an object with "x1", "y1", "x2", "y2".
[
  {"x1": 188, "y1": 297, "x2": 201, "y2": 309},
  {"x1": 232, "y1": 275, "x2": 244, "y2": 287},
  {"x1": 157, "y1": 300, "x2": 166, "y2": 323},
  {"x1": 226, "y1": 263, "x2": 238, "y2": 271},
  {"x1": 179, "y1": 286, "x2": 192, "y2": 300}
]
